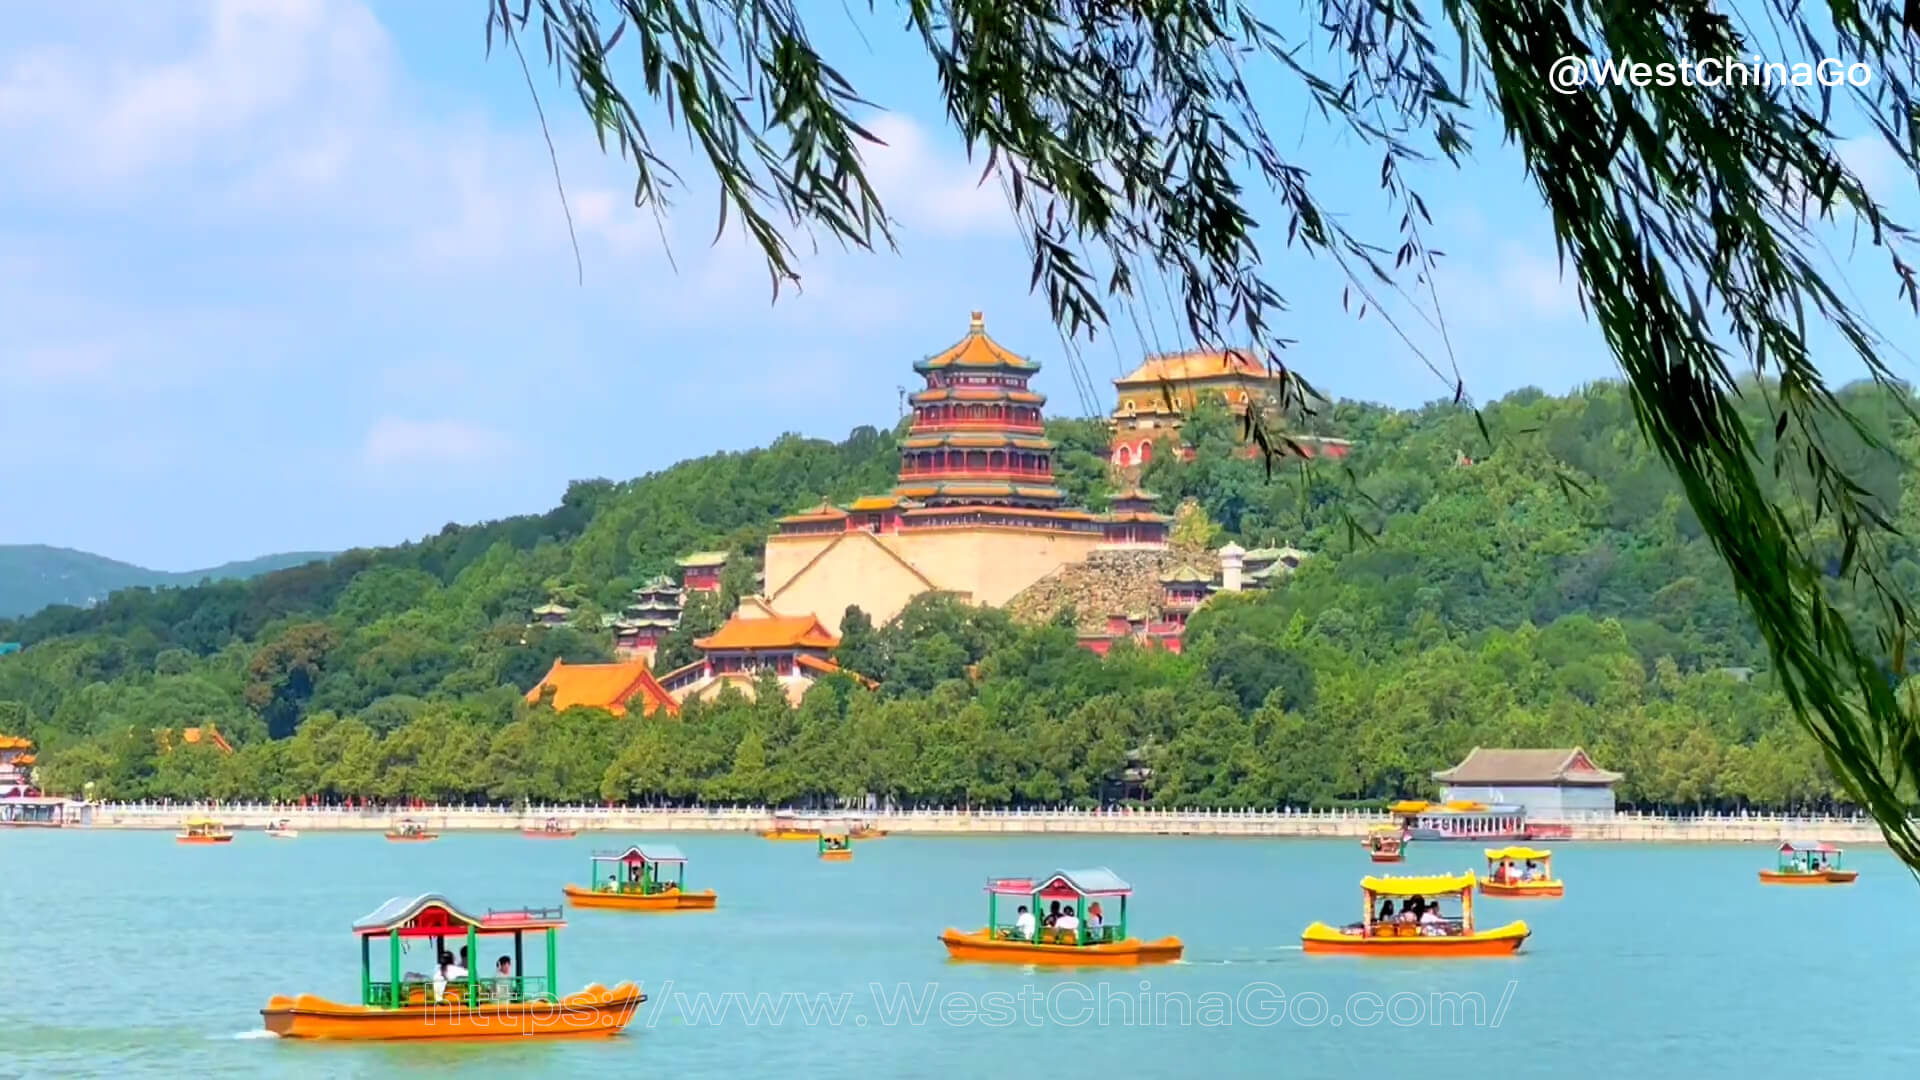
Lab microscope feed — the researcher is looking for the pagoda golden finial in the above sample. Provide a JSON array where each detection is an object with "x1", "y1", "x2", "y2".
[{"x1": 969, "y1": 310, "x2": 985, "y2": 332}]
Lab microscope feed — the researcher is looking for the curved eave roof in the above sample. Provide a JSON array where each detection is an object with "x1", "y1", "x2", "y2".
[
  {"x1": 913, "y1": 313, "x2": 1040, "y2": 373},
  {"x1": 901, "y1": 433, "x2": 1057, "y2": 451},
  {"x1": 595, "y1": 844, "x2": 687, "y2": 864},
  {"x1": 1360, "y1": 871, "x2": 1476, "y2": 897},
  {"x1": 1485, "y1": 846, "x2": 1552, "y2": 860},
  {"x1": 911, "y1": 387, "x2": 1046, "y2": 405},
  {"x1": 353, "y1": 893, "x2": 482, "y2": 934}
]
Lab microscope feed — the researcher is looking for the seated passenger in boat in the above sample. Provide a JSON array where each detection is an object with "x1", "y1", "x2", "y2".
[
  {"x1": 492, "y1": 956, "x2": 514, "y2": 1001},
  {"x1": 1014, "y1": 905, "x2": 1036, "y2": 941},
  {"x1": 1377, "y1": 898, "x2": 1397, "y2": 922},
  {"x1": 1087, "y1": 903, "x2": 1104, "y2": 934},
  {"x1": 1056, "y1": 906, "x2": 1080, "y2": 942},
  {"x1": 1419, "y1": 903, "x2": 1445, "y2": 934},
  {"x1": 1521, "y1": 861, "x2": 1538, "y2": 881}
]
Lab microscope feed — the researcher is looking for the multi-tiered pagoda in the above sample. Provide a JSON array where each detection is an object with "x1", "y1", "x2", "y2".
[
  {"x1": 752, "y1": 312, "x2": 1164, "y2": 634},
  {"x1": 611, "y1": 575, "x2": 684, "y2": 661}
]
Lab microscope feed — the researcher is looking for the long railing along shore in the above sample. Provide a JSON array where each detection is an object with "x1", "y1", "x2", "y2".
[{"x1": 46, "y1": 803, "x2": 1900, "y2": 844}]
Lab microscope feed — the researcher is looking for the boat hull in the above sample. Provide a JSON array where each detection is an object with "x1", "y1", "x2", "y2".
[
  {"x1": 849, "y1": 829, "x2": 887, "y2": 840},
  {"x1": 1758, "y1": 869, "x2": 1858, "y2": 885},
  {"x1": 266, "y1": 831, "x2": 299, "y2": 840},
  {"x1": 1479, "y1": 880, "x2": 1563, "y2": 898},
  {"x1": 177, "y1": 834, "x2": 234, "y2": 844},
  {"x1": 1368, "y1": 850, "x2": 1404, "y2": 863},
  {"x1": 760, "y1": 830, "x2": 819, "y2": 841},
  {"x1": 1300, "y1": 920, "x2": 1529, "y2": 956},
  {"x1": 260, "y1": 984, "x2": 644, "y2": 1040},
  {"x1": 385, "y1": 833, "x2": 438, "y2": 842},
  {"x1": 939, "y1": 928, "x2": 1184, "y2": 966},
  {"x1": 820, "y1": 849, "x2": 853, "y2": 861},
  {"x1": 562, "y1": 884, "x2": 718, "y2": 910},
  {"x1": 523, "y1": 830, "x2": 577, "y2": 839}
]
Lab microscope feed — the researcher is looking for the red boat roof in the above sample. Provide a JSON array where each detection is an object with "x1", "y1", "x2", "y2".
[
  {"x1": 351, "y1": 894, "x2": 566, "y2": 937},
  {"x1": 1779, "y1": 842, "x2": 1839, "y2": 854}
]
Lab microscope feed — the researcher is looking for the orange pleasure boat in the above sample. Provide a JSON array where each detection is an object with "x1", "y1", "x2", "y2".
[
  {"x1": 759, "y1": 814, "x2": 820, "y2": 841},
  {"x1": 1363, "y1": 825, "x2": 1407, "y2": 863},
  {"x1": 1759, "y1": 842, "x2": 1859, "y2": 885},
  {"x1": 385, "y1": 819, "x2": 438, "y2": 842},
  {"x1": 562, "y1": 845, "x2": 718, "y2": 911},
  {"x1": 1480, "y1": 847, "x2": 1565, "y2": 898},
  {"x1": 849, "y1": 822, "x2": 888, "y2": 840},
  {"x1": 261, "y1": 893, "x2": 644, "y2": 1040},
  {"x1": 177, "y1": 817, "x2": 234, "y2": 844},
  {"x1": 819, "y1": 830, "x2": 853, "y2": 861},
  {"x1": 939, "y1": 868, "x2": 1184, "y2": 965},
  {"x1": 1302, "y1": 871, "x2": 1529, "y2": 956},
  {"x1": 523, "y1": 818, "x2": 577, "y2": 839}
]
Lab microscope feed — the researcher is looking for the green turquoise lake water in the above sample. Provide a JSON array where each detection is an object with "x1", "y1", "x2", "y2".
[{"x1": 6, "y1": 830, "x2": 1914, "y2": 1078}]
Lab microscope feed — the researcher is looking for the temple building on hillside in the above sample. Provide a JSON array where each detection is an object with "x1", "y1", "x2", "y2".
[
  {"x1": 529, "y1": 602, "x2": 574, "y2": 628},
  {"x1": 1101, "y1": 486, "x2": 1170, "y2": 547},
  {"x1": 524, "y1": 656, "x2": 679, "y2": 717},
  {"x1": 611, "y1": 575, "x2": 684, "y2": 662},
  {"x1": 1078, "y1": 611, "x2": 1187, "y2": 656},
  {"x1": 658, "y1": 608, "x2": 870, "y2": 706},
  {"x1": 1109, "y1": 349, "x2": 1352, "y2": 468},
  {"x1": 753, "y1": 312, "x2": 1163, "y2": 634},
  {"x1": 0, "y1": 734, "x2": 38, "y2": 797},
  {"x1": 677, "y1": 552, "x2": 729, "y2": 594}
]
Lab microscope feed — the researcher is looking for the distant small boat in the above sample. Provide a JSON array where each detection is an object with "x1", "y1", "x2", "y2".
[
  {"x1": 523, "y1": 818, "x2": 576, "y2": 839},
  {"x1": 759, "y1": 815, "x2": 819, "y2": 841},
  {"x1": 849, "y1": 822, "x2": 888, "y2": 840},
  {"x1": 1760, "y1": 842, "x2": 1858, "y2": 885},
  {"x1": 1482, "y1": 846, "x2": 1563, "y2": 897},
  {"x1": 819, "y1": 831, "x2": 853, "y2": 861},
  {"x1": 385, "y1": 819, "x2": 437, "y2": 842},
  {"x1": 939, "y1": 868, "x2": 1182, "y2": 965},
  {"x1": 177, "y1": 817, "x2": 234, "y2": 844},
  {"x1": 1363, "y1": 825, "x2": 1406, "y2": 863},
  {"x1": 562, "y1": 845, "x2": 718, "y2": 911},
  {"x1": 265, "y1": 819, "x2": 299, "y2": 840}
]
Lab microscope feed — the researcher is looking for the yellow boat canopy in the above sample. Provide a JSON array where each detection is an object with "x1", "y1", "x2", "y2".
[
  {"x1": 1388, "y1": 800, "x2": 1430, "y2": 814},
  {"x1": 1361, "y1": 871, "x2": 1476, "y2": 896},
  {"x1": 1485, "y1": 846, "x2": 1552, "y2": 860}
]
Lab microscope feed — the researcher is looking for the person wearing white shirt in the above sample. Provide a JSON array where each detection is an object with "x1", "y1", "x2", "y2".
[
  {"x1": 1419, "y1": 905, "x2": 1445, "y2": 935},
  {"x1": 1056, "y1": 908, "x2": 1080, "y2": 942},
  {"x1": 434, "y1": 951, "x2": 468, "y2": 1002},
  {"x1": 1014, "y1": 905, "x2": 1036, "y2": 941}
]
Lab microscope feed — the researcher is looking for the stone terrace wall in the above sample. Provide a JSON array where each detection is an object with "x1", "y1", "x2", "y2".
[{"x1": 1005, "y1": 545, "x2": 1216, "y2": 633}]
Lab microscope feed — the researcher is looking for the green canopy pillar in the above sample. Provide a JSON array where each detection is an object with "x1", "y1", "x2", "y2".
[
  {"x1": 466, "y1": 924, "x2": 479, "y2": 1006},
  {"x1": 545, "y1": 927, "x2": 558, "y2": 1001},
  {"x1": 360, "y1": 934, "x2": 371, "y2": 1005},
  {"x1": 388, "y1": 929, "x2": 401, "y2": 1007}
]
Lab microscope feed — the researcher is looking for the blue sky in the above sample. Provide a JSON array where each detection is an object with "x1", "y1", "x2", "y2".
[{"x1": 2, "y1": 1, "x2": 1913, "y2": 570}]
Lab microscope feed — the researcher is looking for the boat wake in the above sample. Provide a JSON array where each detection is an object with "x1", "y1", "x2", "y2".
[{"x1": 217, "y1": 1030, "x2": 280, "y2": 1040}]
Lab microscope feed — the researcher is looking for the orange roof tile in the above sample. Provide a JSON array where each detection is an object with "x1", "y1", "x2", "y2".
[
  {"x1": 0, "y1": 735, "x2": 31, "y2": 750},
  {"x1": 696, "y1": 614, "x2": 840, "y2": 652},
  {"x1": 1114, "y1": 348, "x2": 1275, "y2": 386},
  {"x1": 526, "y1": 657, "x2": 680, "y2": 717},
  {"x1": 914, "y1": 312, "x2": 1039, "y2": 373},
  {"x1": 796, "y1": 654, "x2": 880, "y2": 689},
  {"x1": 847, "y1": 495, "x2": 903, "y2": 512}
]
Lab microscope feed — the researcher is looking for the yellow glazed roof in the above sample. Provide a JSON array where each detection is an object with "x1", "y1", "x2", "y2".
[
  {"x1": 1485, "y1": 846, "x2": 1552, "y2": 860},
  {"x1": 915, "y1": 312, "x2": 1038, "y2": 372},
  {"x1": 1360, "y1": 871, "x2": 1476, "y2": 896}
]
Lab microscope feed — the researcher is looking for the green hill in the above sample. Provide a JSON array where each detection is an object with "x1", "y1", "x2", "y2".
[
  {"x1": 0, "y1": 545, "x2": 336, "y2": 619},
  {"x1": 0, "y1": 385, "x2": 1906, "y2": 812}
]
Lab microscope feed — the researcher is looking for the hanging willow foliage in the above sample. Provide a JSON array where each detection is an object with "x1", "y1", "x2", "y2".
[{"x1": 484, "y1": 0, "x2": 1920, "y2": 867}]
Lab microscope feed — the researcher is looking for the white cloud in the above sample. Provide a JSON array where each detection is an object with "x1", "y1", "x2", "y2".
[
  {"x1": 1433, "y1": 244, "x2": 1581, "y2": 328},
  {"x1": 360, "y1": 418, "x2": 512, "y2": 468},
  {"x1": 1836, "y1": 135, "x2": 1903, "y2": 202},
  {"x1": 862, "y1": 113, "x2": 1014, "y2": 236}
]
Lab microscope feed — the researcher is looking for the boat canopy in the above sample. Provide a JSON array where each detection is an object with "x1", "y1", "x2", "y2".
[
  {"x1": 1360, "y1": 871, "x2": 1476, "y2": 897},
  {"x1": 351, "y1": 894, "x2": 566, "y2": 937},
  {"x1": 1779, "y1": 842, "x2": 1839, "y2": 854},
  {"x1": 987, "y1": 868, "x2": 1132, "y2": 899},
  {"x1": 1485, "y1": 846, "x2": 1552, "y2": 860},
  {"x1": 594, "y1": 845, "x2": 687, "y2": 865},
  {"x1": 1388, "y1": 800, "x2": 1429, "y2": 813}
]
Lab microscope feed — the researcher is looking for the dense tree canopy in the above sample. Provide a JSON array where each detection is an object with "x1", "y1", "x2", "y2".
[{"x1": 7, "y1": 380, "x2": 1913, "y2": 810}]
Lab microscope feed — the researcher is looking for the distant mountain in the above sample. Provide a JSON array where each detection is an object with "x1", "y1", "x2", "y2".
[{"x1": 0, "y1": 545, "x2": 335, "y2": 619}]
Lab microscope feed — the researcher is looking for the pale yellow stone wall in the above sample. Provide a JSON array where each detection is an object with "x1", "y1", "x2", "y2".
[{"x1": 762, "y1": 525, "x2": 1107, "y2": 633}]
